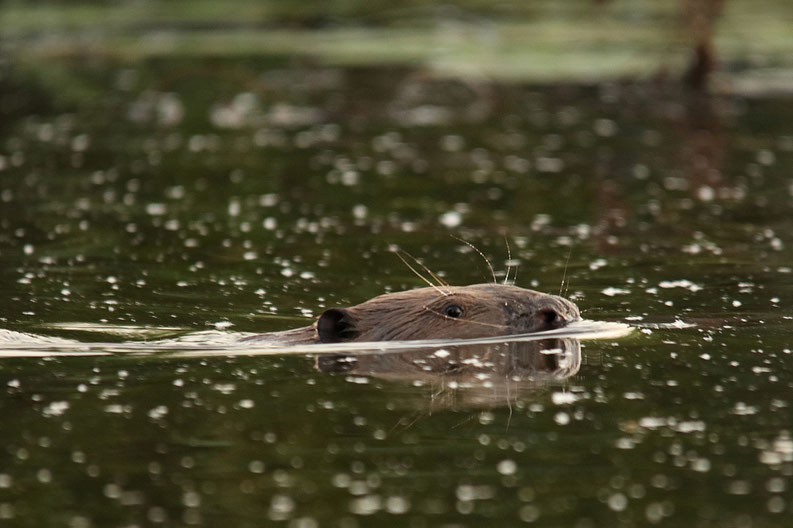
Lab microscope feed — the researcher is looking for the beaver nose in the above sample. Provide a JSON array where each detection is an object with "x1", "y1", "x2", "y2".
[
  {"x1": 540, "y1": 308, "x2": 561, "y2": 325},
  {"x1": 537, "y1": 307, "x2": 566, "y2": 329},
  {"x1": 535, "y1": 296, "x2": 580, "y2": 330}
]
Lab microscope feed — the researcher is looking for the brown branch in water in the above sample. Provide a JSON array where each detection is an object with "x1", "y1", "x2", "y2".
[{"x1": 595, "y1": 0, "x2": 727, "y2": 91}]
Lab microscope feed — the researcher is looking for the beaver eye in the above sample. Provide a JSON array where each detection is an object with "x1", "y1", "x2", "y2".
[{"x1": 444, "y1": 305, "x2": 464, "y2": 318}]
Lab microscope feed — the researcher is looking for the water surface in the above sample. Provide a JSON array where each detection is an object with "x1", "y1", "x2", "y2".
[{"x1": 2, "y1": 13, "x2": 793, "y2": 527}]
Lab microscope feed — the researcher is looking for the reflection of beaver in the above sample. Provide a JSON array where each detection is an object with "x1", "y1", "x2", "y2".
[
  {"x1": 318, "y1": 338, "x2": 581, "y2": 380},
  {"x1": 245, "y1": 284, "x2": 580, "y2": 344},
  {"x1": 317, "y1": 338, "x2": 582, "y2": 410}
]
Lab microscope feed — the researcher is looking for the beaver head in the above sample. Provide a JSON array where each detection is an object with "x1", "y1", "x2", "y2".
[{"x1": 315, "y1": 283, "x2": 580, "y2": 343}]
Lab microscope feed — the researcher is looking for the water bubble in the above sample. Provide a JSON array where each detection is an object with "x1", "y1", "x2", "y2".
[
  {"x1": 645, "y1": 502, "x2": 664, "y2": 523},
  {"x1": 68, "y1": 515, "x2": 91, "y2": 528},
  {"x1": 439, "y1": 211, "x2": 462, "y2": 228},
  {"x1": 607, "y1": 492, "x2": 628, "y2": 511},
  {"x1": 497, "y1": 459, "x2": 517, "y2": 475},
  {"x1": 385, "y1": 496, "x2": 410, "y2": 514},
  {"x1": 551, "y1": 392, "x2": 578, "y2": 405},
  {"x1": 691, "y1": 458, "x2": 711, "y2": 472},
  {"x1": 146, "y1": 203, "x2": 167, "y2": 216},
  {"x1": 147, "y1": 406, "x2": 168, "y2": 419},
  {"x1": 0, "y1": 503, "x2": 14, "y2": 520},
  {"x1": 147, "y1": 506, "x2": 167, "y2": 523},
  {"x1": 182, "y1": 491, "x2": 201, "y2": 508},
  {"x1": 601, "y1": 287, "x2": 629, "y2": 297},
  {"x1": 440, "y1": 135, "x2": 464, "y2": 152},
  {"x1": 37, "y1": 469, "x2": 52, "y2": 483},
  {"x1": 594, "y1": 118, "x2": 617, "y2": 137},
  {"x1": 349, "y1": 495, "x2": 381, "y2": 515},
  {"x1": 290, "y1": 518, "x2": 319, "y2": 528},
  {"x1": 727, "y1": 480, "x2": 751, "y2": 495},
  {"x1": 42, "y1": 401, "x2": 69, "y2": 417},
  {"x1": 519, "y1": 504, "x2": 540, "y2": 522}
]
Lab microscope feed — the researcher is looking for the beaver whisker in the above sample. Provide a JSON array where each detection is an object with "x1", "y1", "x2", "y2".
[
  {"x1": 504, "y1": 236, "x2": 512, "y2": 286},
  {"x1": 559, "y1": 245, "x2": 573, "y2": 296},
  {"x1": 393, "y1": 250, "x2": 452, "y2": 297},
  {"x1": 395, "y1": 248, "x2": 451, "y2": 289},
  {"x1": 451, "y1": 235, "x2": 497, "y2": 284}
]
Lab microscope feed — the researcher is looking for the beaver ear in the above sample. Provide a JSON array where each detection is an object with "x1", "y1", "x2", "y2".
[{"x1": 317, "y1": 308, "x2": 360, "y2": 343}]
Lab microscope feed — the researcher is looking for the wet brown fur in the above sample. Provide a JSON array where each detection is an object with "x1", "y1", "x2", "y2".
[{"x1": 246, "y1": 283, "x2": 580, "y2": 345}]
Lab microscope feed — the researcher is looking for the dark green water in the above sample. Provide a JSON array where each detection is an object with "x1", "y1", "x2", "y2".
[{"x1": 2, "y1": 51, "x2": 793, "y2": 528}]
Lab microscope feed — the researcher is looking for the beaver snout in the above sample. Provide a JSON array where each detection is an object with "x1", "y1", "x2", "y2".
[
  {"x1": 536, "y1": 307, "x2": 569, "y2": 330},
  {"x1": 539, "y1": 308, "x2": 563, "y2": 327},
  {"x1": 528, "y1": 296, "x2": 581, "y2": 332}
]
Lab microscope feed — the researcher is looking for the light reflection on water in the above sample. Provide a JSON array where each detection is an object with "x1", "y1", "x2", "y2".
[{"x1": 2, "y1": 27, "x2": 793, "y2": 528}]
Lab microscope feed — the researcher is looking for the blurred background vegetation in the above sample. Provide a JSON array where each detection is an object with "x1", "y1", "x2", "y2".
[
  {"x1": 1, "y1": 0, "x2": 792, "y2": 328},
  {"x1": 2, "y1": 0, "x2": 792, "y2": 89}
]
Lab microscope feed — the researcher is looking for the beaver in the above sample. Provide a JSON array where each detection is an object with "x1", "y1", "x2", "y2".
[{"x1": 244, "y1": 283, "x2": 580, "y2": 345}]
